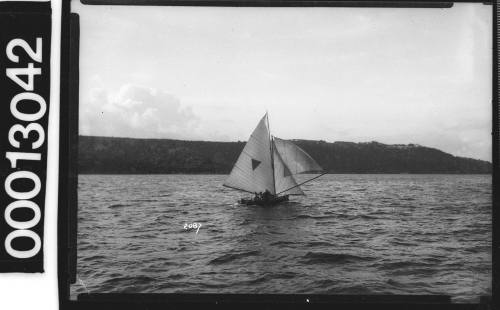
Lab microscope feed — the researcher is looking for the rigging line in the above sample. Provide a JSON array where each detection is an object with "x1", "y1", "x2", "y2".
[
  {"x1": 222, "y1": 184, "x2": 255, "y2": 194},
  {"x1": 276, "y1": 173, "x2": 327, "y2": 195}
]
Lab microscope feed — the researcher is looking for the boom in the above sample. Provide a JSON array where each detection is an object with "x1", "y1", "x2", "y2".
[{"x1": 276, "y1": 173, "x2": 327, "y2": 196}]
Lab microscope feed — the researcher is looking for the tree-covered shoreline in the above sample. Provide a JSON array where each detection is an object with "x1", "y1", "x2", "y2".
[{"x1": 78, "y1": 136, "x2": 492, "y2": 175}]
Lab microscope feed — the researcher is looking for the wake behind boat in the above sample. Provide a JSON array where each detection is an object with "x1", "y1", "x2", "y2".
[{"x1": 223, "y1": 113, "x2": 326, "y2": 206}]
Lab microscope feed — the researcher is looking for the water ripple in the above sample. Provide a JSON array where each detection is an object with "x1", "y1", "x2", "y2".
[{"x1": 71, "y1": 174, "x2": 492, "y2": 303}]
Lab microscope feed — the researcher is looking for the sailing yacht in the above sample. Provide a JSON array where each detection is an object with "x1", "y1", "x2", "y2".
[{"x1": 223, "y1": 113, "x2": 325, "y2": 206}]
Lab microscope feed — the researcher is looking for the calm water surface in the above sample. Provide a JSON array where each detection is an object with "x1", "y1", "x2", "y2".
[{"x1": 71, "y1": 174, "x2": 491, "y2": 302}]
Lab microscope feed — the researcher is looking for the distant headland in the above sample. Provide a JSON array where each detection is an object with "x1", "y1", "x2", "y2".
[{"x1": 77, "y1": 135, "x2": 491, "y2": 174}]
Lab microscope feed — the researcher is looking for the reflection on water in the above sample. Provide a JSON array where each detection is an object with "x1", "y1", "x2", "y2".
[{"x1": 71, "y1": 174, "x2": 491, "y2": 302}]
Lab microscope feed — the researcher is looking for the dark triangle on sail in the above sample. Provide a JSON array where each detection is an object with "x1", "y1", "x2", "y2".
[
  {"x1": 283, "y1": 163, "x2": 292, "y2": 177},
  {"x1": 252, "y1": 159, "x2": 261, "y2": 170},
  {"x1": 273, "y1": 141, "x2": 304, "y2": 196}
]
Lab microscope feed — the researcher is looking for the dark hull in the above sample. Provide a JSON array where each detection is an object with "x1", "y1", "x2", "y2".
[{"x1": 239, "y1": 195, "x2": 289, "y2": 206}]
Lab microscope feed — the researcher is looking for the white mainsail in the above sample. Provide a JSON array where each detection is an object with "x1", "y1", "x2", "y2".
[
  {"x1": 273, "y1": 137, "x2": 324, "y2": 175},
  {"x1": 223, "y1": 114, "x2": 275, "y2": 194}
]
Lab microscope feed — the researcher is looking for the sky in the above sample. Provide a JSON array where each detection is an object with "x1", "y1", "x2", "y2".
[{"x1": 73, "y1": 3, "x2": 492, "y2": 161}]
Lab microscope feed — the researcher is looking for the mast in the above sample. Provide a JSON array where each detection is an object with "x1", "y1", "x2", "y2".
[{"x1": 266, "y1": 113, "x2": 276, "y2": 195}]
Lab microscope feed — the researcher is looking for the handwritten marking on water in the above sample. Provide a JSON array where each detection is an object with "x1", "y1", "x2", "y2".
[{"x1": 184, "y1": 222, "x2": 202, "y2": 234}]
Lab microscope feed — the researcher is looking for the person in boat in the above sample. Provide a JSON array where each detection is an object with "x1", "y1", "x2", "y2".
[
  {"x1": 262, "y1": 189, "x2": 272, "y2": 202},
  {"x1": 254, "y1": 192, "x2": 262, "y2": 201}
]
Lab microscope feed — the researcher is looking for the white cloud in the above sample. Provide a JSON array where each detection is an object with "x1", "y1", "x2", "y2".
[{"x1": 79, "y1": 84, "x2": 199, "y2": 139}]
